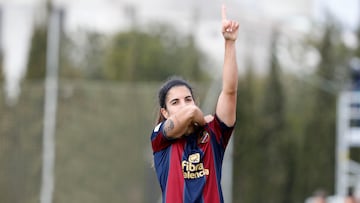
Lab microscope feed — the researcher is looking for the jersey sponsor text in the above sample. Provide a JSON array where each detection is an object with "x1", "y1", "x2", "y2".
[{"x1": 182, "y1": 153, "x2": 209, "y2": 179}]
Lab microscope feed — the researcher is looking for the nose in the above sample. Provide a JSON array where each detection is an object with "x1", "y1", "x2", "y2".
[
  {"x1": 179, "y1": 100, "x2": 187, "y2": 108},
  {"x1": 179, "y1": 99, "x2": 191, "y2": 108}
]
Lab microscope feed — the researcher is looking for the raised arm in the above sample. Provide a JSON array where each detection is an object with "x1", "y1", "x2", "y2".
[{"x1": 215, "y1": 5, "x2": 239, "y2": 127}]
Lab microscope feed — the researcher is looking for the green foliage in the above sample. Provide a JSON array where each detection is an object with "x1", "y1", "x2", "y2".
[
  {"x1": 25, "y1": 19, "x2": 209, "y2": 82},
  {"x1": 354, "y1": 26, "x2": 360, "y2": 58},
  {"x1": 257, "y1": 31, "x2": 288, "y2": 203},
  {"x1": 233, "y1": 17, "x2": 354, "y2": 202},
  {"x1": 26, "y1": 14, "x2": 84, "y2": 80},
  {"x1": 233, "y1": 60, "x2": 264, "y2": 203},
  {"x1": 58, "y1": 34, "x2": 85, "y2": 79},
  {"x1": 103, "y1": 24, "x2": 209, "y2": 82},
  {"x1": 60, "y1": 31, "x2": 105, "y2": 79},
  {"x1": 233, "y1": 31, "x2": 289, "y2": 203},
  {"x1": 282, "y1": 74, "x2": 316, "y2": 202},
  {"x1": 260, "y1": 31, "x2": 286, "y2": 138},
  {"x1": 0, "y1": 52, "x2": 3, "y2": 82},
  {"x1": 299, "y1": 20, "x2": 343, "y2": 198},
  {"x1": 26, "y1": 24, "x2": 47, "y2": 80}
]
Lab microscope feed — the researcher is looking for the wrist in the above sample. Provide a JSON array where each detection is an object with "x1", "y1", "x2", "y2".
[
  {"x1": 225, "y1": 40, "x2": 236, "y2": 49},
  {"x1": 225, "y1": 39, "x2": 236, "y2": 43}
]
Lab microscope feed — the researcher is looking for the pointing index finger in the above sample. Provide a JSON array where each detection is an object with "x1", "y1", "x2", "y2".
[{"x1": 221, "y1": 4, "x2": 227, "y2": 21}]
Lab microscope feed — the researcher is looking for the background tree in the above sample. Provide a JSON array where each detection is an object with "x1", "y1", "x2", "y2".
[
  {"x1": 103, "y1": 23, "x2": 209, "y2": 82},
  {"x1": 26, "y1": 24, "x2": 47, "y2": 80},
  {"x1": 25, "y1": 1, "x2": 53, "y2": 80},
  {"x1": 0, "y1": 52, "x2": 3, "y2": 82},
  {"x1": 59, "y1": 30, "x2": 98, "y2": 79},
  {"x1": 56, "y1": 10, "x2": 82, "y2": 79},
  {"x1": 299, "y1": 18, "x2": 347, "y2": 199},
  {"x1": 257, "y1": 30, "x2": 287, "y2": 203},
  {"x1": 233, "y1": 57, "x2": 263, "y2": 203}
]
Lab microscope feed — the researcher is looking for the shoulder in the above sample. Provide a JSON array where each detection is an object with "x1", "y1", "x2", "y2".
[
  {"x1": 151, "y1": 122, "x2": 164, "y2": 140},
  {"x1": 154, "y1": 123, "x2": 162, "y2": 133},
  {"x1": 208, "y1": 114, "x2": 235, "y2": 129}
]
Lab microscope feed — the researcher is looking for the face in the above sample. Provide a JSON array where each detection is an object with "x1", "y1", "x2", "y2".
[
  {"x1": 313, "y1": 197, "x2": 326, "y2": 203},
  {"x1": 161, "y1": 85, "x2": 195, "y2": 119}
]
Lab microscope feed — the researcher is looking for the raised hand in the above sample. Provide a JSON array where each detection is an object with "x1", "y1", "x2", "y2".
[{"x1": 221, "y1": 4, "x2": 239, "y2": 41}]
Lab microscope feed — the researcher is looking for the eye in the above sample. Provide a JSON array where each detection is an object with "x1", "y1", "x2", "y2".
[
  {"x1": 185, "y1": 96, "x2": 193, "y2": 102},
  {"x1": 170, "y1": 100, "x2": 178, "y2": 105}
]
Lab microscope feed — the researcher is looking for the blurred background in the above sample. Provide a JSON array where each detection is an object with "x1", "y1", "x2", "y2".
[{"x1": 1, "y1": 0, "x2": 360, "y2": 202}]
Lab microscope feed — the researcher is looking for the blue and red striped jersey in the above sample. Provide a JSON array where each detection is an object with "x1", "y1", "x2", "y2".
[{"x1": 151, "y1": 115, "x2": 234, "y2": 203}]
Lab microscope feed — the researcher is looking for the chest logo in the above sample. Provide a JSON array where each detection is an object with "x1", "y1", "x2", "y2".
[
  {"x1": 182, "y1": 153, "x2": 209, "y2": 179},
  {"x1": 189, "y1": 153, "x2": 200, "y2": 163}
]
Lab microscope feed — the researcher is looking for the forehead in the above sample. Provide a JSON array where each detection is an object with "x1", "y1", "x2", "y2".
[{"x1": 166, "y1": 86, "x2": 192, "y2": 100}]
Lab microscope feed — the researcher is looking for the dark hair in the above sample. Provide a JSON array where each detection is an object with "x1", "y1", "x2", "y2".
[
  {"x1": 156, "y1": 77, "x2": 194, "y2": 124},
  {"x1": 158, "y1": 76, "x2": 194, "y2": 109}
]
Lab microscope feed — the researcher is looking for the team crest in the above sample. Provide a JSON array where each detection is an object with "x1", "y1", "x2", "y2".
[{"x1": 198, "y1": 130, "x2": 210, "y2": 144}]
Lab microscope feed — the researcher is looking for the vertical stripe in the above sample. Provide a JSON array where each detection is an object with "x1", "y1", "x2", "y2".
[
  {"x1": 165, "y1": 142, "x2": 185, "y2": 203},
  {"x1": 203, "y1": 141, "x2": 220, "y2": 203},
  {"x1": 201, "y1": 134, "x2": 221, "y2": 203}
]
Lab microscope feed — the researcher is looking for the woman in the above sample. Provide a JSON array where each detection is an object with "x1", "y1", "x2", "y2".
[{"x1": 150, "y1": 5, "x2": 239, "y2": 203}]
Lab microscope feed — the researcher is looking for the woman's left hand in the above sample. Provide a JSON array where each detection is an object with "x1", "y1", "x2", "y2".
[{"x1": 221, "y1": 5, "x2": 239, "y2": 41}]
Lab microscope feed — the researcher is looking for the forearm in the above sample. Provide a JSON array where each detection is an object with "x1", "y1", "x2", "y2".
[
  {"x1": 163, "y1": 105, "x2": 206, "y2": 139},
  {"x1": 223, "y1": 40, "x2": 238, "y2": 94},
  {"x1": 215, "y1": 40, "x2": 238, "y2": 126}
]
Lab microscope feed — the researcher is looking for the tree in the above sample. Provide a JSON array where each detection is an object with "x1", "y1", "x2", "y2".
[
  {"x1": 59, "y1": 32, "x2": 87, "y2": 79},
  {"x1": 257, "y1": 30, "x2": 287, "y2": 203},
  {"x1": 0, "y1": 50, "x2": 3, "y2": 112},
  {"x1": 103, "y1": 23, "x2": 209, "y2": 82},
  {"x1": 233, "y1": 57, "x2": 262, "y2": 203},
  {"x1": 0, "y1": 51, "x2": 3, "y2": 82},
  {"x1": 25, "y1": 0, "x2": 57, "y2": 80},
  {"x1": 300, "y1": 18, "x2": 346, "y2": 199},
  {"x1": 232, "y1": 30, "x2": 288, "y2": 203},
  {"x1": 59, "y1": 30, "x2": 97, "y2": 79},
  {"x1": 26, "y1": 19, "x2": 48, "y2": 80}
]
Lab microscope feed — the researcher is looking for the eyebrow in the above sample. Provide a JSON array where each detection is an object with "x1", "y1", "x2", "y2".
[{"x1": 168, "y1": 95, "x2": 193, "y2": 104}]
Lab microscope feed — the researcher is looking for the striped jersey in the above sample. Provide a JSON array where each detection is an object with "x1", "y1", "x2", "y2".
[{"x1": 150, "y1": 115, "x2": 234, "y2": 203}]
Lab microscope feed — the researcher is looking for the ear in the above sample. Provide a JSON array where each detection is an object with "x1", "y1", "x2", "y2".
[{"x1": 160, "y1": 108, "x2": 169, "y2": 119}]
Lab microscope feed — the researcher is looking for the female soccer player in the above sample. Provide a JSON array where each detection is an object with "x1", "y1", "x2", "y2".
[{"x1": 150, "y1": 4, "x2": 239, "y2": 203}]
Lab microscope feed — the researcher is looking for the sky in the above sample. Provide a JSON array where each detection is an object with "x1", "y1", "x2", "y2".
[
  {"x1": 0, "y1": 0, "x2": 359, "y2": 103},
  {"x1": 316, "y1": 0, "x2": 359, "y2": 29}
]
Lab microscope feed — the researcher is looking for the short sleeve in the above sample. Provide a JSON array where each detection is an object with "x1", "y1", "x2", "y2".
[
  {"x1": 207, "y1": 114, "x2": 234, "y2": 149},
  {"x1": 151, "y1": 122, "x2": 174, "y2": 153}
]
